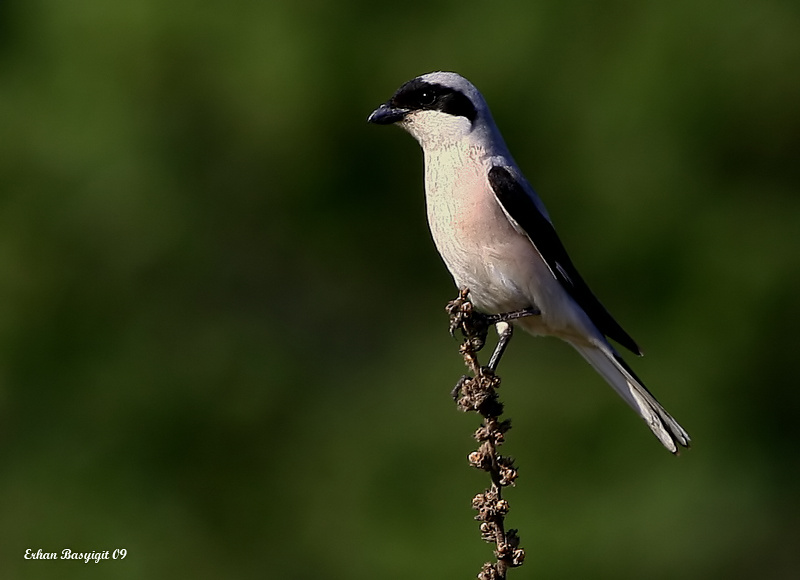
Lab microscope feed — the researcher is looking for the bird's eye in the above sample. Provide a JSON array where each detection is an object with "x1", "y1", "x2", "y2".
[{"x1": 418, "y1": 91, "x2": 436, "y2": 106}]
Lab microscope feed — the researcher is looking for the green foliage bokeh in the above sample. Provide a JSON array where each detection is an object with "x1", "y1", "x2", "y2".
[{"x1": 1, "y1": 1, "x2": 799, "y2": 578}]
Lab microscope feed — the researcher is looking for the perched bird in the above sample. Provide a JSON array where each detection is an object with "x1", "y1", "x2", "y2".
[{"x1": 368, "y1": 71, "x2": 690, "y2": 453}]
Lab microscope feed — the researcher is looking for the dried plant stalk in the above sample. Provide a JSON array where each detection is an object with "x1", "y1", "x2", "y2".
[{"x1": 446, "y1": 289, "x2": 526, "y2": 579}]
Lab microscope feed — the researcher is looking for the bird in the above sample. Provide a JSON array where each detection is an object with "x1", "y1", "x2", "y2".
[{"x1": 367, "y1": 71, "x2": 690, "y2": 453}]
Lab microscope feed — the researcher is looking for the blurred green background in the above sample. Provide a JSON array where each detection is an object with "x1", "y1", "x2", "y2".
[{"x1": 1, "y1": 0, "x2": 799, "y2": 578}]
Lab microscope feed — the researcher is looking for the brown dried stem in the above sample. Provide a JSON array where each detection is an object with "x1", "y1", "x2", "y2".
[{"x1": 446, "y1": 288, "x2": 526, "y2": 579}]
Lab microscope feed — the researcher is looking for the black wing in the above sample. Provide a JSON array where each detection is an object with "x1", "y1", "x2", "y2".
[{"x1": 488, "y1": 165, "x2": 641, "y2": 355}]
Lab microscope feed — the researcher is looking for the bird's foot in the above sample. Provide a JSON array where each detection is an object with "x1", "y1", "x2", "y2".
[{"x1": 483, "y1": 307, "x2": 541, "y2": 324}]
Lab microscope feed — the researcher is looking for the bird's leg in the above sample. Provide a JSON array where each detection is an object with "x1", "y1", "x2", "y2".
[
  {"x1": 487, "y1": 322, "x2": 513, "y2": 372},
  {"x1": 485, "y1": 306, "x2": 539, "y2": 372}
]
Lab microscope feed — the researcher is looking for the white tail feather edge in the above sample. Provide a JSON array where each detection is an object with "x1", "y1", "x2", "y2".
[{"x1": 571, "y1": 342, "x2": 691, "y2": 453}]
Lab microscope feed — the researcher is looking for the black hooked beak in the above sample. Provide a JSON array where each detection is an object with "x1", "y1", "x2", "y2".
[{"x1": 367, "y1": 103, "x2": 409, "y2": 125}]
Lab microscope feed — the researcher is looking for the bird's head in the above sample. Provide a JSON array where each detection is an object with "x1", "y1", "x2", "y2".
[{"x1": 368, "y1": 71, "x2": 493, "y2": 149}]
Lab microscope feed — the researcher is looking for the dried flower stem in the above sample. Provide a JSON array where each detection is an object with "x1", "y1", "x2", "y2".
[{"x1": 446, "y1": 288, "x2": 526, "y2": 579}]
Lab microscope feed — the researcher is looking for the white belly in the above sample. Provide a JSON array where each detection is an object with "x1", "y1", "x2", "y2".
[{"x1": 423, "y1": 147, "x2": 592, "y2": 341}]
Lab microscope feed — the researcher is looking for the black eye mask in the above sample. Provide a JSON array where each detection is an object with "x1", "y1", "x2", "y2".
[{"x1": 390, "y1": 79, "x2": 478, "y2": 123}]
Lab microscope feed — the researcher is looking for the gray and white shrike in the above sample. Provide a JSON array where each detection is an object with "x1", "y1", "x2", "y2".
[{"x1": 368, "y1": 71, "x2": 690, "y2": 453}]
